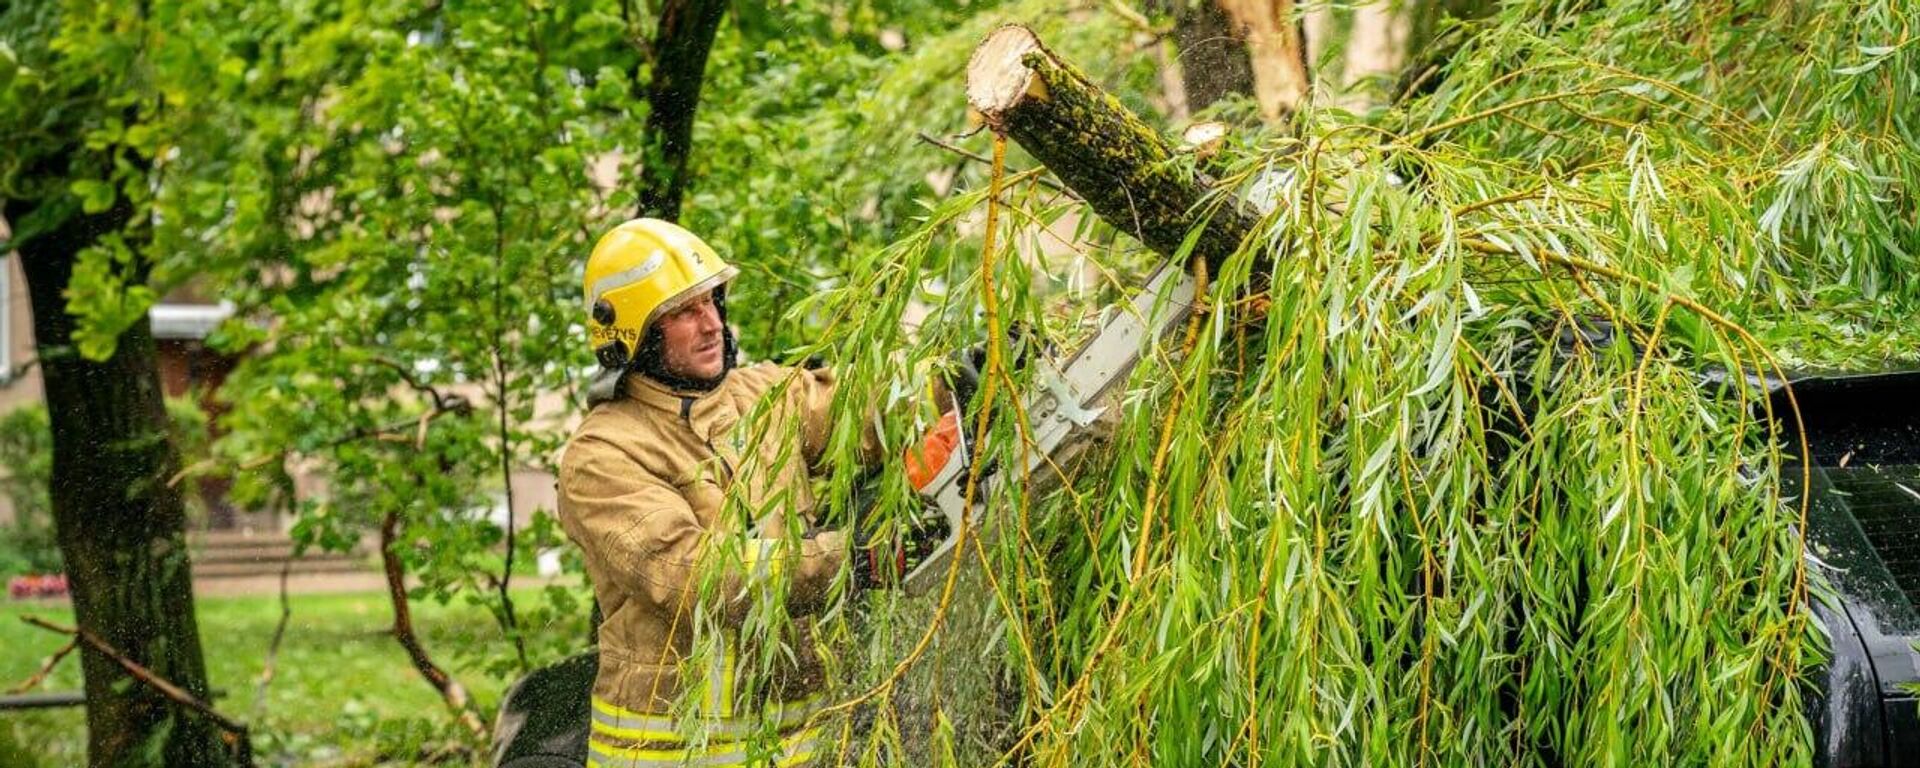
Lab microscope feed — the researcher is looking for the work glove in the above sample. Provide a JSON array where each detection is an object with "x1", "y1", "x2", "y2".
[
  {"x1": 938, "y1": 321, "x2": 1053, "y2": 418},
  {"x1": 851, "y1": 514, "x2": 950, "y2": 590}
]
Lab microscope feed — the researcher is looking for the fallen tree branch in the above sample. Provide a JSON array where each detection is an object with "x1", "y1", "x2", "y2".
[
  {"x1": 21, "y1": 615, "x2": 254, "y2": 766},
  {"x1": 965, "y1": 25, "x2": 1262, "y2": 283}
]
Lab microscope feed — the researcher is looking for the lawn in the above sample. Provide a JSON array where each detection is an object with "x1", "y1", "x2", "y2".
[{"x1": 0, "y1": 587, "x2": 583, "y2": 767}]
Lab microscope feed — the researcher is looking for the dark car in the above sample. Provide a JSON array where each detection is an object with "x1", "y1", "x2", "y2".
[
  {"x1": 1782, "y1": 371, "x2": 1920, "y2": 766},
  {"x1": 491, "y1": 370, "x2": 1920, "y2": 767}
]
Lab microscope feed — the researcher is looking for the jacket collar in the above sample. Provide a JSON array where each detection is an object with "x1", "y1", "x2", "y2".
[{"x1": 625, "y1": 372, "x2": 722, "y2": 422}]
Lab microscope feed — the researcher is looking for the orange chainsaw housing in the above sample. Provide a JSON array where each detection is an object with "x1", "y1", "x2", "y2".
[{"x1": 903, "y1": 410, "x2": 962, "y2": 492}]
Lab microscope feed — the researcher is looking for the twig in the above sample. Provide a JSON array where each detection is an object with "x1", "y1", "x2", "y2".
[
  {"x1": 252, "y1": 552, "x2": 295, "y2": 722},
  {"x1": 1397, "y1": 87, "x2": 1610, "y2": 146},
  {"x1": 174, "y1": 395, "x2": 471, "y2": 488},
  {"x1": 381, "y1": 506, "x2": 489, "y2": 739},
  {"x1": 21, "y1": 615, "x2": 254, "y2": 766},
  {"x1": 914, "y1": 132, "x2": 1074, "y2": 196},
  {"x1": 369, "y1": 355, "x2": 450, "y2": 411},
  {"x1": 1103, "y1": 0, "x2": 1171, "y2": 36},
  {"x1": 1131, "y1": 256, "x2": 1209, "y2": 580},
  {"x1": 6, "y1": 638, "x2": 77, "y2": 694}
]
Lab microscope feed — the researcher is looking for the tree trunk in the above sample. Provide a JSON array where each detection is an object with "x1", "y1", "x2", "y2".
[
  {"x1": 12, "y1": 192, "x2": 233, "y2": 766},
  {"x1": 634, "y1": 0, "x2": 730, "y2": 222},
  {"x1": 1170, "y1": 0, "x2": 1256, "y2": 111},
  {"x1": 1335, "y1": 0, "x2": 1415, "y2": 110},
  {"x1": 966, "y1": 25, "x2": 1261, "y2": 280},
  {"x1": 1218, "y1": 0, "x2": 1311, "y2": 119}
]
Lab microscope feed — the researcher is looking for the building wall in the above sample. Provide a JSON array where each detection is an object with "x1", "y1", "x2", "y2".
[
  {"x1": 0, "y1": 253, "x2": 46, "y2": 527},
  {"x1": 1, "y1": 249, "x2": 45, "y2": 417}
]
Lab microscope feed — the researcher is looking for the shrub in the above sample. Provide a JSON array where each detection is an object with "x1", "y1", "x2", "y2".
[{"x1": 0, "y1": 406, "x2": 57, "y2": 577}]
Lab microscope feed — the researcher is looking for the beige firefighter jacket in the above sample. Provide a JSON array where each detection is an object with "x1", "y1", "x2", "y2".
[{"x1": 558, "y1": 364, "x2": 850, "y2": 763}]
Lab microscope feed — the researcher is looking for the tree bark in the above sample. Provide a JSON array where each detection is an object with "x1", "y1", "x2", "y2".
[
  {"x1": 12, "y1": 184, "x2": 234, "y2": 766},
  {"x1": 966, "y1": 25, "x2": 1261, "y2": 281},
  {"x1": 1334, "y1": 0, "x2": 1416, "y2": 111},
  {"x1": 1170, "y1": 0, "x2": 1257, "y2": 111},
  {"x1": 1218, "y1": 0, "x2": 1311, "y2": 119},
  {"x1": 634, "y1": 0, "x2": 730, "y2": 222}
]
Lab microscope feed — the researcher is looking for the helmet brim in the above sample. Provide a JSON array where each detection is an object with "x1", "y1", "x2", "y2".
[{"x1": 643, "y1": 265, "x2": 740, "y2": 332}]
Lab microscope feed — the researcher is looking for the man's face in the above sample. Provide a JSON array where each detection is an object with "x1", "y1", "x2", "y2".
[{"x1": 655, "y1": 291, "x2": 727, "y2": 382}]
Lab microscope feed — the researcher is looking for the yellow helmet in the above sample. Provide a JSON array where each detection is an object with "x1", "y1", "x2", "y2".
[{"x1": 584, "y1": 218, "x2": 739, "y2": 370}]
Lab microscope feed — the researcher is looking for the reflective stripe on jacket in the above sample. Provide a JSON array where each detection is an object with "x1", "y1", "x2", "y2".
[
  {"x1": 587, "y1": 693, "x2": 823, "y2": 767},
  {"x1": 559, "y1": 365, "x2": 849, "y2": 762}
]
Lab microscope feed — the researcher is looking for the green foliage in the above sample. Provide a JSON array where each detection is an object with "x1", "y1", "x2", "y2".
[
  {"x1": 0, "y1": 589, "x2": 575, "y2": 766},
  {"x1": 153, "y1": 0, "x2": 1039, "y2": 743},
  {"x1": 0, "y1": 407, "x2": 58, "y2": 577},
  {"x1": 180, "y1": 0, "x2": 661, "y2": 687},
  {"x1": 699, "y1": 0, "x2": 1915, "y2": 765},
  {"x1": 5, "y1": 0, "x2": 1911, "y2": 761},
  {"x1": 0, "y1": 0, "x2": 190, "y2": 355}
]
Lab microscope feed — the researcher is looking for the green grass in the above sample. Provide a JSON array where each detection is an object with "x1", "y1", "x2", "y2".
[{"x1": 0, "y1": 588, "x2": 577, "y2": 767}]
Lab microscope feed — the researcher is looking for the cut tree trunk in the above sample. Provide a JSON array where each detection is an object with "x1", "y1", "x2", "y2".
[
  {"x1": 966, "y1": 25, "x2": 1262, "y2": 281},
  {"x1": 15, "y1": 189, "x2": 235, "y2": 766}
]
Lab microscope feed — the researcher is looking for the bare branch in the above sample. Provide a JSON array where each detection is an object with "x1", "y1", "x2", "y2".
[
  {"x1": 251, "y1": 554, "x2": 295, "y2": 722},
  {"x1": 6, "y1": 638, "x2": 77, "y2": 694},
  {"x1": 380, "y1": 506, "x2": 489, "y2": 739},
  {"x1": 914, "y1": 132, "x2": 1075, "y2": 197},
  {"x1": 368, "y1": 355, "x2": 449, "y2": 411},
  {"x1": 21, "y1": 616, "x2": 254, "y2": 766}
]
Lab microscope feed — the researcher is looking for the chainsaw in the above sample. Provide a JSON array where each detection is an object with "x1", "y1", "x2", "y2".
[{"x1": 898, "y1": 259, "x2": 1200, "y2": 595}]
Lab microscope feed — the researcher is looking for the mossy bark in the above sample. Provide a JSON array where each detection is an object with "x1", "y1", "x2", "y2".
[{"x1": 967, "y1": 26, "x2": 1261, "y2": 281}]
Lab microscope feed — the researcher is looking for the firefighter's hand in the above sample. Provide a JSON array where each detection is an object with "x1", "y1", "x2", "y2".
[
  {"x1": 851, "y1": 516, "x2": 950, "y2": 591},
  {"x1": 939, "y1": 322, "x2": 1053, "y2": 413}
]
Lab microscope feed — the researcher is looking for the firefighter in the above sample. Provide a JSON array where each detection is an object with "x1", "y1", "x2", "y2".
[{"x1": 558, "y1": 218, "x2": 928, "y2": 767}]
